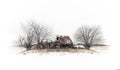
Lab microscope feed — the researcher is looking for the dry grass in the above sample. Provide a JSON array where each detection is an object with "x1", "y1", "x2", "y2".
[
  {"x1": 90, "y1": 46, "x2": 108, "y2": 50},
  {"x1": 19, "y1": 46, "x2": 108, "y2": 54}
]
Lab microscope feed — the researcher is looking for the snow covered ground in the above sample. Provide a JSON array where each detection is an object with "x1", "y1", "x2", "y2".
[{"x1": 0, "y1": 46, "x2": 118, "y2": 70}]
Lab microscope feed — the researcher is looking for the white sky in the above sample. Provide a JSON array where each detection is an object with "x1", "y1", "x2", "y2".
[{"x1": 0, "y1": 0, "x2": 120, "y2": 70}]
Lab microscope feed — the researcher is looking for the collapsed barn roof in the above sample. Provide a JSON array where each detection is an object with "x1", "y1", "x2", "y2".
[{"x1": 56, "y1": 35, "x2": 73, "y2": 45}]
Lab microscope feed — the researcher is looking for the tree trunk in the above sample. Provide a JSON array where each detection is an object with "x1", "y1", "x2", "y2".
[
  {"x1": 85, "y1": 45, "x2": 90, "y2": 50},
  {"x1": 86, "y1": 47, "x2": 90, "y2": 50}
]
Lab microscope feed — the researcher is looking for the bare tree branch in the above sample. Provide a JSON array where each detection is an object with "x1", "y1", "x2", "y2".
[
  {"x1": 16, "y1": 36, "x2": 25, "y2": 47},
  {"x1": 16, "y1": 21, "x2": 52, "y2": 49},
  {"x1": 74, "y1": 25, "x2": 104, "y2": 50},
  {"x1": 29, "y1": 21, "x2": 52, "y2": 45}
]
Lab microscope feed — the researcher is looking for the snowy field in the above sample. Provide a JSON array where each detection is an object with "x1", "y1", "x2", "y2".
[
  {"x1": 0, "y1": 0, "x2": 120, "y2": 70},
  {"x1": 0, "y1": 45, "x2": 119, "y2": 70},
  {"x1": 1, "y1": 46, "x2": 119, "y2": 70}
]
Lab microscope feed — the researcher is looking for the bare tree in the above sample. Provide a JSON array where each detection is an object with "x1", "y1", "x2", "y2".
[
  {"x1": 17, "y1": 33, "x2": 34, "y2": 51},
  {"x1": 16, "y1": 21, "x2": 52, "y2": 50},
  {"x1": 24, "y1": 31, "x2": 34, "y2": 50},
  {"x1": 16, "y1": 23, "x2": 34, "y2": 50},
  {"x1": 74, "y1": 25, "x2": 104, "y2": 50},
  {"x1": 19, "y1": 24, "x2": 34, "y2": 50},
  {"x1": 29, "y1": 22, "x2": 52, "y2": 44},
  {"x1": 25, "y1": 21, "x2": 52, "y2": 49}
]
